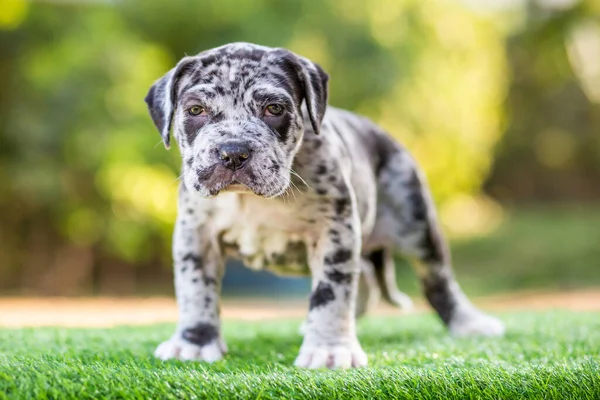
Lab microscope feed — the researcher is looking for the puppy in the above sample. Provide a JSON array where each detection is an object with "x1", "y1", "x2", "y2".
[{"x1": 144, "y1": 42, "x2": 504, "y2": 369}]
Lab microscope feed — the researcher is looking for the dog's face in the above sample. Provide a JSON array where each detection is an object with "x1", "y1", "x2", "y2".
[{"x1": 145, "y1": 43, "x2": 328, "y2": 198}]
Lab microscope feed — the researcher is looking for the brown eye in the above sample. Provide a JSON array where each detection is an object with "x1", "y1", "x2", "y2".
[
  {"x1": 188, "y1": 106, "x2": 205, "y2": 116},
  {"x1": 265, "y1": 104, "x2": 284, "y2": 116}
]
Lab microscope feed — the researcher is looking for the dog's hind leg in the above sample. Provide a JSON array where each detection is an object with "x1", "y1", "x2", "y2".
[
  {"x1": 355, "y1": 257, "x2": 381, "y2": 318},
  {"x1": 377, "y1": 148, "x2": 505, "y2": 337},
  {"x1": 355, "y1": 253, "x2": 413, "y2": 318}
]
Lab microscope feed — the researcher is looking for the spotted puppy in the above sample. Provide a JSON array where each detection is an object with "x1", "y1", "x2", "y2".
[{"x1": 144, "y1": 42, "x2": 504, "y2": 369}]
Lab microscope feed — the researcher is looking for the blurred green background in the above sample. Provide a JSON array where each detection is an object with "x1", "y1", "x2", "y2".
[{"x1": 0, "y1": 0, "x2": 598, "y2": 297}]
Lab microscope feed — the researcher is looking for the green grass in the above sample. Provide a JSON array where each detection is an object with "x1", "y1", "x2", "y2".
[{"x1": 1, "y1": 311, "x2": 599, "y2": 399}]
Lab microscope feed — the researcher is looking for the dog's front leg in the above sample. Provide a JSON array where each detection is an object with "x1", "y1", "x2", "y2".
[
  {"x1": 154, "y1": 192, "x2": 226, "y2": 362},
  {"x1": 294, "y1": 196, "x2": 368, "y2": 369}
]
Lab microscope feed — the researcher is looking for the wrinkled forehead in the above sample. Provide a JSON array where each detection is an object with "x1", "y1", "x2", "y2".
[{"x1": 176, "y1": 46, "x2": 301, "y2": 107}]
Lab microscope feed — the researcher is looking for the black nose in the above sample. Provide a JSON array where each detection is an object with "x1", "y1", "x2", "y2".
[{"x1": 218, "y1": 142, "x2": 252, "y2": 171}]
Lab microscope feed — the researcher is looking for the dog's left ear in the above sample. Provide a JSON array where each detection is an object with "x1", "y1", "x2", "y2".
[
  {"x1": 296, "y1": 56, "x2": 329, "y2": 135},
  {"x1": 274, "y1": 50, "x2": 329, "y2": 135},
  {"x1": 144, "y1": 57, "x2": 197, "y2": 149}
]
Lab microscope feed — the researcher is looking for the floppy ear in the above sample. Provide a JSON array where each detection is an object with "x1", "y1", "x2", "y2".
[
  {"x1": 144, "y1": 57, "x2": 197, "y2": 149},
  {"x1": 274, "y1": 50, "x2": 329, "y2": 135},
  {"x1": 295, "y1": 56, "x2": 329, "y2": 135}
]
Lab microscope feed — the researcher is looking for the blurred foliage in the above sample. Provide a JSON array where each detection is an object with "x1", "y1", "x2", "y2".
[
  {"x1": 486, "y1": 0, "x2": 600, "y2": 203},
  {"x1": 0, "y1": 0, "x2": 598, "y2": 295}
]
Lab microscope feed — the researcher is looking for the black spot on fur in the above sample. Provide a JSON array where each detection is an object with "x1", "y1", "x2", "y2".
[
  {"x1": 214, "y1": 85, "x2": 226, "y2": 97},
  {"x1": 252, "y1": 91, "x2": 294, "y2": 109},
  {"x1": 334, "y1": 181, "x2": 350, "y2": 196},
  {"x1": 200, "y1": 89, "x2": 217, "y2": 100},
  {"x1": 316, "y1": 188, "x2": 327, "y2": 196},
  {"x1": 245, "y1": 168, "x2": 257, "y2": 183},
  {"x1": 264, "y1": 112, "x2": 292, "y2": 143},
  {"x1": 316, "y1": 164, "x2": 327, "y2": 175},
  {"x1": 226, "y1": 47, "x2": 267, "y2": 62},
  {"x1": 270, "y1": 54, "x2": 304, "y2": 104},
  {"x1": 309, "y1": 281, "x2": 335, "y2": 310},
  {"x1": 211, "y1": 111, "x2": 225, "y2": 123},
  {"x1": 326, "y1": 268, "x2": 352, "y2": 284},
  {"x1": 325, "y1": 248, "x2": 352, "y2": 265},
  {"x1": 197, "y1": 165, "x2": 217, "y2": 181},
  {"x1": 186, "y1": 208, "x2": 194, "y2": 215},
  {"x1": 203, "y1": 276, "x2": 217, "y2": 286},
  {"x1": 181, "y1": 323, "x2": 218, "y2": 346},
  {"x1": 182, "y1": 253, "x2": 203, "y2": 270},
  {"x1": 183, "y1": 114, "x2": 210, "y2": 143},
  {"x1": 423, "y1": 273, "x2": 456, "y2": 325},
  {"x1": 344, "y1": 288, "x2": 351, "y2": 299},
  {"x1": 407, "y1": 171, "x2": 428, "y2": 221},
  {"x1": 329, "y1": 229, "x2": 341, "y2": 244},
  {"x1": 420, "y1": 225, "x2": 447, "y2": 264},
  {"x1": 243, "y1": 77, "x2": 257, "y2": 90},
  {"x1": 334, "y1": 198, "x2": 350, "y2": 215}
]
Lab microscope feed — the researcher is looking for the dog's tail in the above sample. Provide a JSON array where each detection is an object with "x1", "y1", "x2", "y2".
[{"x1": 369, "y1": 249, "x2": 414, "y2": 310}]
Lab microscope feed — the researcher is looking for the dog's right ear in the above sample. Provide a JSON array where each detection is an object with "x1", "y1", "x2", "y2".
[
  {"x1": 144, "y1": 57, "x2": 197, "y2": 149},
  {"x1": 270, "y1": 49, "x2": 329, "y2": 135}
]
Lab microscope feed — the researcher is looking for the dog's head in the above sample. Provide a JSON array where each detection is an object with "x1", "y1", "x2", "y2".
[{"x1": 145, "y1": 43, "x2": 328, "y2": 198}]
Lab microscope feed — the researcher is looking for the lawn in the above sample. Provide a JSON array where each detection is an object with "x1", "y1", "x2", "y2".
[{"x1": 1, "y1": 311, "x2": 599, "y2": 399}]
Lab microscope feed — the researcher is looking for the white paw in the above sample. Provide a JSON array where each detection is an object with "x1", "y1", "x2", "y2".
[
  {"x1": 392, "y1": 291, "x2": 414, "y2": 311},
  {"x1": 449, "y1": 309, "x2": 505, "y2": 337},
  {"x1": 294, "y1": 340, "x2": 368, "y2": 369},
  {"x1": 154, "y1": 335, "x2": 226, "y2": 362}
]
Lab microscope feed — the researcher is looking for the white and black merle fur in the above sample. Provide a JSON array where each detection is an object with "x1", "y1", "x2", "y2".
[{"x1": 145, "y1": 42, "x2": 505, "y2": 369}]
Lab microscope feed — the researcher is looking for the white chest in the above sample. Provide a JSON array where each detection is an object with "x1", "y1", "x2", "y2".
[{"x1": 209, "y1": 193, "x2": 313, "y2": 274}]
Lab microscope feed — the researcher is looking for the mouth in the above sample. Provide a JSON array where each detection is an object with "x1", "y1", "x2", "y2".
[
  {"x1": 193, "y1": 164, "x2": 287, "y2": 198},
  {"x1": 194, "y1": 166, "x2": 259, "y2": 196},
  {"x1": 221, "y1": 181, "x2": 253, "y2": 194}
]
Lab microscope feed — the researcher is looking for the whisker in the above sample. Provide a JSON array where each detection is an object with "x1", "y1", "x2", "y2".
[
  {"x1": 290, "y1": 169, "x2": 312, "y2": 191},
  {"x1": 287, "y1": 182, "x2": 298, "y2": 202},
  {"x1": 166, "y1": 174, "x2": 183, "y2": 189},
  {"x1": 280, "y1": 177, "x2": 295, "y2": 204},
  {"x1": 278, "y1": 177, "x2": 294, "y2": 204}
]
